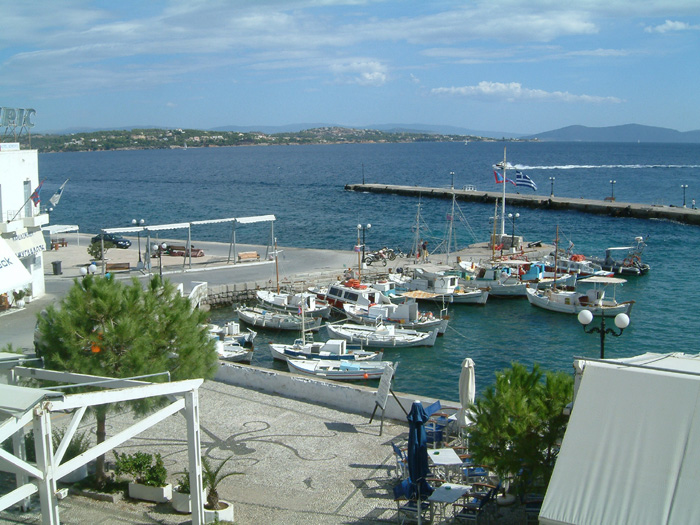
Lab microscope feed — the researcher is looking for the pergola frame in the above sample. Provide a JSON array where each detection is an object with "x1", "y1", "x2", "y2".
[
  {"x1": 0, "y1": 367, "x2": 205, "y2": 525},
  {"x1": 101, "y1": 214, "x2": 275, "y2": 275}
]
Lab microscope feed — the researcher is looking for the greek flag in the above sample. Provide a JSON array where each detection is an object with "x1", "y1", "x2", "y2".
[{"x1": 515, "y1": 171, "x2": 537, "y2": 191}]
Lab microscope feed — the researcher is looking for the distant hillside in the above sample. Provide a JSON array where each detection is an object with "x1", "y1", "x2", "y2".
[{"x1": 526, "y1": 124, "x2": 700, "y2": 143}]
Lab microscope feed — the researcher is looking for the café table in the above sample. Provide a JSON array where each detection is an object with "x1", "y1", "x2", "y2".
[
  {"x1": 428, "y1": 447, "x2": 464, "y2": 481},
  {"x1": 428, "y1": 483, "x2": 471, "y2": 522}
]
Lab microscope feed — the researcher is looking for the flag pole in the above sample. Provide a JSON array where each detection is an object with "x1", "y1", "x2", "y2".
[{"x1": 10, "y1": 178, "x2": 45, "y2": 222}]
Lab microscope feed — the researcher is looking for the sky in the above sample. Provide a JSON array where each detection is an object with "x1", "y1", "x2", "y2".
[{"x1": 2, "y1": 1, "x2": 700, "y2": 135}]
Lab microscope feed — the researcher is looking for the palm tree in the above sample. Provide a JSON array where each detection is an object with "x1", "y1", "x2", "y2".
[{"x1": 201, "y1": 456, "x2": 242, "y2": 510}]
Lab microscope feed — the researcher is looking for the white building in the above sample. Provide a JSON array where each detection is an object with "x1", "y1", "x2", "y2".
[{"x1": 0, "y1": 142, "x2": 49, "y2": 308}]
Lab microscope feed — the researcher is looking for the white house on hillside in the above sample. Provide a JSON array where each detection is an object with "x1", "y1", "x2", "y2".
[{"x1": 0, "y1": 142, "x2": 49, "y2": 309}]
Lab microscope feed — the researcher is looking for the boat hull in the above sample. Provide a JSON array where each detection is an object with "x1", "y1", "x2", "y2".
[
  {"x1": 286, "y1": 359, "x2": 390, "y2": 380},
  {"x1": 237, "y1": 307, "x2": 322, "y2": 332},
  {"x1": 325, "y1": 323, "x2": 439, "y2": 348},
  {"x1": 525, "y1": 288, "x2": 634, "y2": 316}
]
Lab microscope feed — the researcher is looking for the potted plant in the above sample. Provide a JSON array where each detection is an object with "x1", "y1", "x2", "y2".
[
  {"x1": 171, "y1": 468, "x2": 209, "y2": 514},
  {"x1": 201, "y1": 456, "x2": 242, "y2": 524},
  {"x1": 53, "y1": 428, "x2": 91, "y2": 483},
  {"x1": 12, "y1": 289, "x2": 27, "y2": 309},
  {"x1": 114, "y1": 451, "x2": 172, "y2": 503}
]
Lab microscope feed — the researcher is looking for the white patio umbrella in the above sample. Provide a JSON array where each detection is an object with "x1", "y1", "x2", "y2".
[{"x1": 457, "y1": 357, "x2": 475, "y2": 429}]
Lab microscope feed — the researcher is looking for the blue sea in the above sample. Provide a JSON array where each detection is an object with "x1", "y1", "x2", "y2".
[{"x1": 40, "y1": 141, "x2": 700, "y2": 399}]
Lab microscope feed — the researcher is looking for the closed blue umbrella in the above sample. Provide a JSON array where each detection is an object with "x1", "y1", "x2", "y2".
[{"x1": 406, "y1": 400, "x2": 433, "y2": 501}]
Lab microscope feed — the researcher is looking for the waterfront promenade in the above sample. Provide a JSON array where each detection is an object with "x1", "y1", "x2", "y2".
[{"x1": 345, "y1": 183, "x2": 700, "y2": 225}]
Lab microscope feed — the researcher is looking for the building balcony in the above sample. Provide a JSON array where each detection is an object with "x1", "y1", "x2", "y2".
[{"x1": 22, "y1": 213, "x2": 50, "y2": 229}]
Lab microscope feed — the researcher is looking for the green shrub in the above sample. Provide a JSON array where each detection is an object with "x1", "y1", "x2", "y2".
[
  {"x1": 114, "y1": 451, "x2": 168, "y2": 487},
  {"x1": 53, "y1": 428, "x2": 91, "y2": 461}
]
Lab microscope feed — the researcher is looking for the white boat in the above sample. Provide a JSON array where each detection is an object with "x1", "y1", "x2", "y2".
[
  {"x1": 525, "y1": 276, "x2": 634, "y2": 316},
  {"x1": 237, "y1": 306, "x2": 322, "y2": 331},
  {"x1": 460, "y1": 260, "x2": 577, "y2": 298},
  {"x1": 256, "y1": 289, "x2": 331, "y2": 318},
  {"x1": 269, "y1": 338, "x2": 381, "y2": 362},
  {"x1": 207, "y1": 321, "x2": 257, "y2": 345},
  {"x1": 587, "y1": 236, "x2": 651, "y2": 276},
  {"x1": 286, "y1": 358, "x2": 393, "y2": 381},
  {"x1": 216, "y1": 340, "x2": 254, "y2": 363},
  {"x1": 391, "y1": 269, "x2": 489, "y2": 305},
  {"x1": 342, "y1": 302, "x2": 449, "y2": 335},
  {"x1": 325, "y1": 322, "x2": 439, "y2": 348},
  {"x1": 309, "y1": 278, "x2": 397, "y2": 310}
]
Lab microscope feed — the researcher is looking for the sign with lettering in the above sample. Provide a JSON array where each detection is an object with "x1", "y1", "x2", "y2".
[{"x1": 1, "y1": 107, "x2": 35, "y2": 140}]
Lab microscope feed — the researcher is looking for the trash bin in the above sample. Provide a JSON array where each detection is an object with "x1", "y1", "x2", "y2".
[{"x1": 51, "y1": 261, "x2": 62, "y2": 275}]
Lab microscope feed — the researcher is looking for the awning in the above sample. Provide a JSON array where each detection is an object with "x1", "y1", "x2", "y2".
[
  {"x1": 42, "y1": 224, "x2": 79, "y2": 236},
  {"x1": 3, "y1": 230, "x2": 46, "y2": 259},
  {"x1": 0, "y1": 237, "x2": 32, "y2": 296}
]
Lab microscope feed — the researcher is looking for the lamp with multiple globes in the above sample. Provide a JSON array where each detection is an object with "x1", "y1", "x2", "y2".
[{"x1": 577, "y1": 309, "x2": 630, "y2": 359}]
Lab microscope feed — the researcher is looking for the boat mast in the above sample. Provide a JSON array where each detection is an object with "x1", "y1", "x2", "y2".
[
  {"x1": 412, "y1": 198, "x2": 423, "y2": 259},
  {"x1": 274, "y1": 237, "x2": 280, "y2": 293},
  {"x1": 446, "y1": 192, "x2": 456, "y2": 265},
  {"x1": 500, "y1": 147, "x2": 507, "y2": 238},
  {"x1": 553, "y1": 226, "x2": 559, "y2": 290}
]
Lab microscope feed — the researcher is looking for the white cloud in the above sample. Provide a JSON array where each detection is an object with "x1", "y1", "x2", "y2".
[
  {"x1": 644, "y1": 20, "x2": 700, "y2": 33},
  {"x1": 431, "y1": 81, "x2": 623, "y2": 103},
  {"x1": 330, "y1": 60, "x2": 387, "y2": 86}
]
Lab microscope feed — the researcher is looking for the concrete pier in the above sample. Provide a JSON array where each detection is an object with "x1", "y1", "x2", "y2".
[{"x1": 345, "y1": 183, "x2": 700, "y2": 226}]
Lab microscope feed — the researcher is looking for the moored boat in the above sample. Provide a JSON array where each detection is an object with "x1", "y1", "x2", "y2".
[
  {"x1": 207, "y1": 321, "x2": 257, "y2": 346},
  {"x1": 269, "y1": 338, "x2": 381, "y2": 362},
  {"x1": 587, "y1": 236, "x2": 650, "y2": 276},
  {"x1": 525, "y1": 276, "x2": 634, "y2": 316},
  {"x1": 309, "y1": 278, "x2": 396, "y2": 310},
  {"x1": 217, "y1": 340, "x2": 254, "y2": 363},
  {"x1": 342, "y1": 301, "x2": 449, "y2": 334},
  {"x1": 286, "y1": 358, "x2": 393, "y2": 381},
  {"x1": 325, "y1": 322, "x2": 439, "y2": 348},
  {"x1": 237, "y1": 306, "x2": 322, "y2": 331},
  {"x1": 256, "y1": 289, "x2": 331, "y2": 318}
]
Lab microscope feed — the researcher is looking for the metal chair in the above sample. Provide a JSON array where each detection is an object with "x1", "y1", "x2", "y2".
[{"x1": 391, "y1": 442, "x2": 409, "y2": 480}]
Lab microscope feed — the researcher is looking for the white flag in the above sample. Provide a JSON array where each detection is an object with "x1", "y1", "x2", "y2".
[{"x1": 49, "y1": 179, "x2": 69, "y2": 207}]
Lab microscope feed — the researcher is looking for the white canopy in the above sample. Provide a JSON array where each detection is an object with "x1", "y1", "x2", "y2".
[
  {"x1": 0, "y1": 237, "x2": 32, "y2": 295},
  {"x1": 540, "y1": 353, "x2": 700, "y2": 525},
  {"x1": 42, "y1": 224, "x2": 79, "y2": 235}
]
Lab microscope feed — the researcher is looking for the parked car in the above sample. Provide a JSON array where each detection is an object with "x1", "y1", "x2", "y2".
[{"x1": 91, "y1": 233, "x2": 131, "y2": 249}]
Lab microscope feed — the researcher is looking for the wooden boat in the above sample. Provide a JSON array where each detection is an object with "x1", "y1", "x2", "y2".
[
  {"x1": 309, "y1": 278, "x2": 396, "y2": 310},
  {"x1": 342, "y1": 302, "x2": 449, "y2": 334},
  {"x1": 391, "y1": 268, "x2": 489, "y2": 305},
  {"x1": 325, "y1": 322, "x2": 439, "y2": 348},
  {"x1": 256, "y1": 289, "x2": 331, "y2": 318},
  {"x1": 216, "y1": 341, "x2": 254, "y2": 364},
  {"x1": 460, "y1": 260, "x2": 577, "y2": 298},
  {"x1": 286, "y1": 358, "x2": 393, "y2": 380},
  {"x1": 269, "y1": 338, "x2": 381, "y2": 362},
  {"x1": 525, "y1": 276, "x2": 634, "y2": 316},
  {"x1": 207, "y1": 321, "x2": 256, "y2": 345},
  {"x1": 236, "y1": 306, "x2": 322, "y2": 331}
]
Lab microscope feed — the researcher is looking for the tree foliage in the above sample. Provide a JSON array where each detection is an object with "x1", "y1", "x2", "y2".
[
  {"x1": 468, "y1": 362, "x2": 573, "y2": 496},
  {"x1": 36, "y1": 275, "x2": 218, "y2": 484}
]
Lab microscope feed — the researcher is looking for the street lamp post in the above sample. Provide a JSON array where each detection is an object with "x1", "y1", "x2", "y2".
[
  {"x1": 79, "y1": 263, "x2": 97, "y2": 279},
  {"x1": 681, "y1": 184, "x2": 688, "y2": 207},
  {"x1": 577, "y1": 309, "x2": 630, "y2": 359},
  {"x1": 357, "y1": 223, "x2": 371, "y2": 278},
  {"x1": 450, "y1": 171, "x2": 455, "y2": 190},
  {"x1": 131, "y1": 218, "x2": 145, "y2": 266},
  {"x1": 549, "y1": 177, "x2": 555, "y2": 197},
  {"x1": 507, "y1": 212, "x2": 519, "y2": 252},
  {"x1": 609, "y1": 180, "x2": 616, "y2": 201},
  {"x1": 152, "y1": 242, "x2": 167, "y2": 279}
]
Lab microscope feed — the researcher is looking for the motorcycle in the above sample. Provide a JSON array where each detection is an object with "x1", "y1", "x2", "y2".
[{"x1": 363, "y1": 249, "x2": 388, "y2": 266}]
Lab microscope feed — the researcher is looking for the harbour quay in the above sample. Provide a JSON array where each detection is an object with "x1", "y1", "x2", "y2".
[{"x1": 345, "y1": 183, "x2": 700, "y2": 225}]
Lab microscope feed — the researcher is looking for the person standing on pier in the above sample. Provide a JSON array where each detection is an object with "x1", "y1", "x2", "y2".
[{"x1": 422, "y1": 240, "x2": 428, "y2": 262}]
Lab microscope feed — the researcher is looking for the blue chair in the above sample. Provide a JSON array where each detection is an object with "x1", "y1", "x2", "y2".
[
  {"x1": 391, "y1": 442, "x2": 408, "y2": 480},
  {"x1": 452, "y1": 482, "x2": 500, "y2": 523}
]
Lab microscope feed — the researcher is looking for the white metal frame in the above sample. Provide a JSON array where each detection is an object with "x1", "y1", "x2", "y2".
[{"x1": 0, "y1": 367, "x2": 206, "y2": 525}]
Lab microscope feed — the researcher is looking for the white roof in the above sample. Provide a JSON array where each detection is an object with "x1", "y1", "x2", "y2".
[
  {"x1": 42, "y1": 224, "x2": 79, "y2": 235},
  {"x1": 577, "y1": 275, "x2": 627, "y2": 284},
  {"x1": 540, "y1": 353, "x2": 700, "y2": 525}
]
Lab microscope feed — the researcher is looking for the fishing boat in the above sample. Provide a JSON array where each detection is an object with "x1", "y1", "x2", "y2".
[
  {"x1": 286, "y1": 358, "x2": 393, "y2": 381},
  {"x1": 207, "y1": 321, "x2": 257, "y2": 346},
  {"x1": 269, "y1": 338, "x2": 381, "y2": 362},
  {"x1": 309, "y1": 278, "x2": 396, "y2": 310},
  {"x1": 325, "y1": 322, "x2": 439, "y2": 348},
  {"x1": 460, "y1": 260, "x2": 576, "y2": 298},
  {"x1": 236, "y1": 306, "x2": 322, "y2": 331},
  {"x1": 256, "y1": 289, "x2": 331, "y2": 318},
  {"x1": 587, "y1": 236, "x2": 650, "y2": 276},
  {"x1": 525, "y1": 276, "x2": 634, "y2": 316},
  {"x1": 342, "y1": 301, "x2": 449, "y2": 334},
  {"x1": 216, "y1": 340, "x2": 254, "y2": 364},
  {"x1": 391, "y1": 268, "x2": 489, "y2": 305}
]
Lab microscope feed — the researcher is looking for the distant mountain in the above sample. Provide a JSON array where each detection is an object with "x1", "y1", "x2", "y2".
[{"x1": 526, "y1": 124, "x2": 700, "y2": 143}]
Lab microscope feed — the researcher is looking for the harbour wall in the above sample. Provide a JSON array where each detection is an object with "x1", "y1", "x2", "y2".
[
  {"x1": 345, "y1": 183, "x2": 700, "y2": 226},
  {"x1": 215, "y1": 361, "x2": 456, "y2": 422}
]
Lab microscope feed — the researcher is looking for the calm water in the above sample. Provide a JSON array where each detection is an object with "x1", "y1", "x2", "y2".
[{"x1": 40, "y1": 142, "x2": 700, "y2": 399}]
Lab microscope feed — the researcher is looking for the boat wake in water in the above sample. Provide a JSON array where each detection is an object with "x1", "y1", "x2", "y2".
[{"x1": 515, "y1": 164, "x2": 700, "y2": 170}]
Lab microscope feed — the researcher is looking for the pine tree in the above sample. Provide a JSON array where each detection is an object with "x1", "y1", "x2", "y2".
[
  {"x1": 468, "y1": 362, "x2": 573, "y2": 497},
  {"x1": 36, "y1": 275, "x2": 218, "y2": 486}
]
